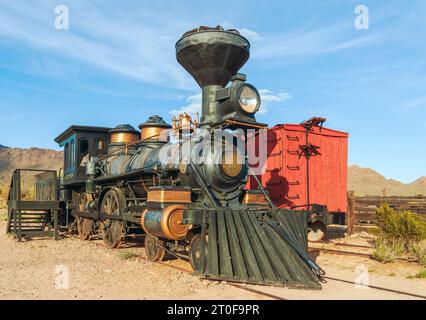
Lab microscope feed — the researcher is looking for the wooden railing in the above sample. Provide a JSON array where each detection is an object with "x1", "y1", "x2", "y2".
[{"x1": 347, "y1": 191, "x2": 426, "y2": 231}]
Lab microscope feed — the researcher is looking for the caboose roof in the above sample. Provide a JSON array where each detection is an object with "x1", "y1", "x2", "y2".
[{"x1": 54, "y1": 125, "x2": 112, "y2": 144}]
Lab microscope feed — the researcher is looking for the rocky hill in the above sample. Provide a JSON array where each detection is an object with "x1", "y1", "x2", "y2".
[
  {"x1": 0, "y1": 148, "x2": 63, "y2": 184},
  {"x1": 348, "y1": 165, "x2": 426, "y2": 196},
  {"x1": 0, "y1": 148, "x2": 63, "y2": 207}
]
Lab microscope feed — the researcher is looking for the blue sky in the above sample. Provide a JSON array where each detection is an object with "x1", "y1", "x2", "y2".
[{"x1": 0, "y1": 0, "x2": 425, "y2": 183}]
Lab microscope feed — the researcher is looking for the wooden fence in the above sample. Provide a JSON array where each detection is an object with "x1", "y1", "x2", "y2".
[{"x1": 346, "y1": 191, "x2": 426, "y2": 233}]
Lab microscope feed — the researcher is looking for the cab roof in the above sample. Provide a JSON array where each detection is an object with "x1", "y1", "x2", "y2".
[{"x1": 54, "y1": 125, "x2": 112, "y2": 144}]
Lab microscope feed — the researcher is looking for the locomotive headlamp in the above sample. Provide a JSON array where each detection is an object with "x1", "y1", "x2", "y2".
[
  {"x1": 237, "y1": 84, "x2": 261, "y2": 114},
  {"x1": 215, "y1": 80, "x2": 262, "y2": 120}
]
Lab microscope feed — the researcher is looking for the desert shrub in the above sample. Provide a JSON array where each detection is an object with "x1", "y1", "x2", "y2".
[
  {"x1": 373, "y1": 204, "x2": 426, "y2": 264},
  {"x1": 409, "y1": 243, "x2": 426, "y2": 266},
  {"x1": 407, "y1": 269, "x2": 426, "y2": 279},
  {"x1": 375, "y1": 204, "x2": 426, "y2": 247},
  {"x1": 372, "y1": 237, "x2": 405, "y2": 263}
]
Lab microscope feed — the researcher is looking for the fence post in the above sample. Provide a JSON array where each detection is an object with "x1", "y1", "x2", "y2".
[
  {"x1": 347, "y1": 191, "x2": 355, "y2": 235},
  {"x1": 54, "y1": 209, "x2": 59, "y2": 241}
]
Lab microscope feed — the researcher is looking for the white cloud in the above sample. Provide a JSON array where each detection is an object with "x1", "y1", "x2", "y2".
[
  {"x1": 221, "y1": 22, "x2": 261, "y2": 41},
  {"x1": 258, "y1": 89, "x2": 291, "y2": 114},
  {"x1": 254, "y1": 24, "x2": 383, "y2": 59},
  {"x1": 0, "y1": 0, "x2": 194, "y2": 89},
  {"x1": 239, "y1": 28, "x2": 262, "y2": 41},
  {"x1": 170, "y1": 93, "x2": 202, "y2": 117},
  {"x1": 0, "y1": 2, "x2": 382, "y2": 91}
]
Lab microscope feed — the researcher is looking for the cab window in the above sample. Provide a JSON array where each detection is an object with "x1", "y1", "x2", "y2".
[
  {"x1": 64, "y1": 143, "x2": 69, "y2": 170},
  {"x1": 79, "y1": 139, "x2": 89, "y2": 166}
]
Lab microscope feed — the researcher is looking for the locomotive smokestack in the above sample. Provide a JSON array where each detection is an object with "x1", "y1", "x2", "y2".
[{"x1": 176, "y1": 26, "x2": 250, "y2": 125}]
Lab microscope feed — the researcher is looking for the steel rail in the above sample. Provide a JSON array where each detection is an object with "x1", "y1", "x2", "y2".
[{"x1": 67, "y1": 236, "x2": 425, "y2": 300}]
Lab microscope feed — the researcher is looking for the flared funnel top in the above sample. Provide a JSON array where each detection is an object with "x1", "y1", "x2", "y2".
[{"x1": 176, "y1": 26, "x2": 250, "y2": 88}]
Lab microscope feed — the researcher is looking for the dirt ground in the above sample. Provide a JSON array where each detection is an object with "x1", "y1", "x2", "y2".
[{"x1": 0, "y1": 210, "x2": 425, "y2": 300}]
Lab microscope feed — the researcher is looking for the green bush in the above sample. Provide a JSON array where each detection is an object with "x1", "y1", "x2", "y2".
[
  {"x1": 372, "y1": 237, "x2": 405, "y2": 263},
  {"x1": 376, "y1": 204, "x2": 426, "y2": 247},
  {"x1": 372, "y1": 204, "x2": 426, "y2": 264},
  {"x1": 409, "y1": 243, "x2": 426, "y2": 266}
]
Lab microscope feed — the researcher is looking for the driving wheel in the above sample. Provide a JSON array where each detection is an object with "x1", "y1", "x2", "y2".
[{"x1": 100, "y1": 189, "x2": 124, "y2": 249}]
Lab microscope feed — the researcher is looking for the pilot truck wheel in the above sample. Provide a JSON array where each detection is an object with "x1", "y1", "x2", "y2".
[
  {"x1": 145, "y1": 234, "x2": 166, "y2": 262},
  {"x1": 100, "y1": 189, "x2": 125, "y2": 249},
  {"x1": 189, "y1": 234, "x2": 204, "y2": 273},
  {"x1": 308, "y1": 221, "x2": 327, "y2": 243}
]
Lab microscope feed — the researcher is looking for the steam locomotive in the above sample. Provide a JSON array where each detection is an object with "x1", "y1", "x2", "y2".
[{"x1": 52, "y1": 26, "x2": 324, "y2": 288}]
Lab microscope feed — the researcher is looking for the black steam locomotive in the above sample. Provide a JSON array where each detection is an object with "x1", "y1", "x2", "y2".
[{"x1": 51, "y1": 26, "x2": 324, "y2": 288}]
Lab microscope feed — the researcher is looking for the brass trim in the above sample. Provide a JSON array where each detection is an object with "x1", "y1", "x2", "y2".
[
  {"x1": 147, "y1": 189, "x2": 191, "y2": 203},
  {"x1": 140, "y1": 127, "x2": 168, "y2": 142},
  {"x1": 141, "y1": 205, "x2": 192, "y2": 241},
  {"x1": 222, "y1": 150, "x2": 243, "y2": 177},
  {"x1": 160, "y1": 205, "x2": 191, "y2": 240},
  {"x1": 242, "y1": 192, "x2": 268, "y2": 205},
  {"x1": 225, "y1": 119, "x2": 268, "y2": 129},
  {"x1": 140, "y1": 209, "x2": 148, "y2": 233},
  {"x1": 110, "y1": 132, "x2": 139, "y2": 144}
]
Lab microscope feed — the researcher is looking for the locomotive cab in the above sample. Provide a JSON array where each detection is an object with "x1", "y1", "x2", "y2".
[{"x1": 54, "y1": 126, "x2": 111, "y2": 185}]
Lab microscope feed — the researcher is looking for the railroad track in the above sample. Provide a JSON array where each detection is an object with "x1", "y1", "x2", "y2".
[
  {"x1": 155, "y1": 253, "x2": 426, "y2": 300},
  {"x1": 308, "y1": 242, "x2": 415, "y2": 262},
  {"x1": 66, "y1": 234, "x2": 425, "y2": 300},
  {"x1": 309, "y1": 241, "x2": 374, "y2": 258},
  {"x1": 84, "y1": 238, "x2": 288, "y2": 300}
]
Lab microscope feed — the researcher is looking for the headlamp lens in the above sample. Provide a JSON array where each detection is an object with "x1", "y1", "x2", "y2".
[{"x1": 238, "y1": 85, "x2": 260, "y2": 114}]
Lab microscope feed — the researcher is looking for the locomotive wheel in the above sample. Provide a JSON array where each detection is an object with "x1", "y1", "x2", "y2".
[
  {"x1": 76, "y1": 217, "x2": 94, "y2": 241},
  {"x1": 145, "y1": 235, "x2": 166, "y2": 262},
  {"x1": 308, "y1": 221, "x2": 327, "y2": 243},
  {"x1": 76, "y1": 193, "x2": 94, "y2": 241},
  {"x1": 189, "y1": 234, "x2": 204, "y2": 273},
  {"x1": 100, "y1": 190, "x2": 124, "y2": 249}
]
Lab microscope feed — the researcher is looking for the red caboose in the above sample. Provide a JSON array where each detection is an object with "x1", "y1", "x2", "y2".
[{"x1": 248, "y1": 118, "x2": 349, "y2": 241}]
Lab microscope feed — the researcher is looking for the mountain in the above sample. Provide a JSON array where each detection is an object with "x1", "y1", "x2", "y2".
[
  {"x1": 348, "y1": 165, "x2": 426, "y2": 196},
  {"x1": 412, "y1": 176, "x2": 426, "y2": 187},
  {"x1": 0, "y1": 144, "x2": 9, "y2": 149},
  {"x1": 0, "y1": 148, "x2": 63, "y2": 184},
  {"x1": 0, "y1": 148, "x2": 63, "y2": 207}
]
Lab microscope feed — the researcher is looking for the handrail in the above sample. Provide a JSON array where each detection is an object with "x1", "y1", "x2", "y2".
[{"x1": 6, "y1": 169, "x2": 60, "y2": 240}]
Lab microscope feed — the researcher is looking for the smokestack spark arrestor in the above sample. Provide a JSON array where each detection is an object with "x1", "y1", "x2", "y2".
[{"x1": 175, "y1": 26, "x2": 266, "y2": 129}]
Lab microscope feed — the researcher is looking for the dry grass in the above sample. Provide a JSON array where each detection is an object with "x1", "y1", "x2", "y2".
[
  {"x1": 117, "y1": 250, "x2": 139, "y2": 261},
  {"x1": 407, "y1": 269, "x2": 426, "y2": 279},
  {"x1": 410, "y1": 242, "x2": 426, "y2": 266},
  {"x1": 0, "y1": 184, "x2": 8, "y2": 209},
  {"x1": 372, "y1": 238, "x2": 405, "y2": 263}
]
